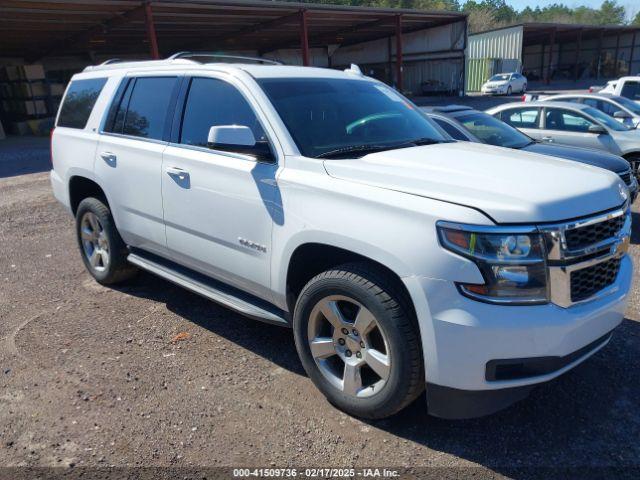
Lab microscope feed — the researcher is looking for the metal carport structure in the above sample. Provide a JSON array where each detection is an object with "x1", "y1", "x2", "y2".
[{"x1": 0, "y1": 0, "x2": 467, "y2": 93}]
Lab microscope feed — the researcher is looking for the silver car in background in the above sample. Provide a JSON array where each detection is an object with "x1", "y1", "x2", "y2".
[
  {"x1": 542, "y1": 93, "x2": 640, "y2": 128},
  {"x1": 481, "y1": 72, "x2": 527, "y2": 96},
  {"x1": 487, "y1": 101, "x2": 640, "y2": 176}
]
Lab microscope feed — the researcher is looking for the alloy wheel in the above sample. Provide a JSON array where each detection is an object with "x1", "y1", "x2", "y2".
[
  {"x1": 307, "y1": 295, "x2": 391, "y2": 398},
  {"x1": 80, "y1": 212, "x2": 110, "y2": 272}
]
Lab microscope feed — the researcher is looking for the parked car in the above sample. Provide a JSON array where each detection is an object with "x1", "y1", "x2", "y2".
[
  {"x1": 51, "y1": 55, "x2": 633, "y2": 420},
  {"x1": 487, "y1": 101, "x2": 640, "y2": 177},
  {"x1": 537, "y1": 93, "x2": 640, "y2": 128},
  {"x1": 425, "y1": 105, "x2": 637, "y2": 201},
  {"x1": 481, "y1": 72, "x2": 527, "y2": 95},
  {"x1": 599, "y1": 76, "x2": 640, "y2": 104}
]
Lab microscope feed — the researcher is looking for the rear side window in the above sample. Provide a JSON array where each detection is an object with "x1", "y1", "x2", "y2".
[
  {"x1": 105, "y1": 76, "x2": 178, "y2": 140},
  {"x1": 180, "y1": 77, "x2": 266, "y2": 147},
  {"x1": 432, "y1": 117, "x2": 469, "y2": 141},
  {"x1": 621, "y1": 81, "x2": 640, "y2": 101},
  {"x1": 502, "y1": 108, "x2": 540, "y2": 129},
  {"x1": 57, "y1": 78, "x2": 107, "y2": 129}
]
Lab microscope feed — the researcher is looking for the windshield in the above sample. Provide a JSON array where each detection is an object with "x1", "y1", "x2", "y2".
[
  {"x1": 257, "y1": 78, "x2": 446, "y2": 158},
  {"x1": 489, "y1": 74, "x2": 510, "y2": 82},
  {"x1": 611, "y1": 96, "x2": 640, "y2": 115},
  {"x1": 582, "y1": 106, "x2": 630, "y2": 131},
  {"x1": 456, "y1": 112, "x2": 531, "y2": 148}
]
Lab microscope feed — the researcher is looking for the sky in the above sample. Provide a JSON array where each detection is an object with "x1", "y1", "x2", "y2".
[{"x1": 505, "y1": 0, "x2": 639, "y2": 20}]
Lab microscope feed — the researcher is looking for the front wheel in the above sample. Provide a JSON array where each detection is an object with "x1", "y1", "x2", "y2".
[
  {"x1": 293, "y1": 263, "x2": 424, "y2": 419},
  {"x1": 522, "y1": 83, "x2": 527, "y2": 93},
  {"x1": 506, "y1": 86, "x2": 512, "y2": 96}
]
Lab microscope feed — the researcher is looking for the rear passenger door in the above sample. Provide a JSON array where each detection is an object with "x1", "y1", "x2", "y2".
[
  {"x1": 161, "y1": 75, "x2": 280, "y2": 302},
  {"x1": 499, "y1": 107, "x2": 542, "y2": 140},
  {"x1": 95, "y1": 75, "x2": 181, "y2": 256}
]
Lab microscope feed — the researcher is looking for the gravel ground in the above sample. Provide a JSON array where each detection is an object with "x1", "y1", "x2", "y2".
[{"x1": 1, "y1": 136, "x2": 640, "y2": 479}]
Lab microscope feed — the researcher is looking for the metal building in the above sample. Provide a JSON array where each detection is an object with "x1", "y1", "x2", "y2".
[
  {"x1": 466, "y1": 23, "x2": 640, "y2": 91},
  {"x1": 0, "y1": 0, "x2": 467, "y2": 96}
]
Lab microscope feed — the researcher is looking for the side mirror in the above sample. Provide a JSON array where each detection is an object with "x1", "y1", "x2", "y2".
[
  {"x1": 588, "y1": 124, "x2": 607, "y2": 135},
  {"x1": 207, "y1": 125, "x2": 273, "y2": 161},
  {"x1": 613, "y1": 110, "x2": 631, "y2": 119}
]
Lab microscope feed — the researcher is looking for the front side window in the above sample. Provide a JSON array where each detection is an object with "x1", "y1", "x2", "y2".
[
  {"x1": 611, "y1": 95, "x2": 640, "y2": 115},
  {"x1": 57, "y1": 78, "x2": 107, "y2": 129},
  {"x1": 581, "y1": 106, "x2": 629, "y2": 131},
  {"x1": 502, "y1": 108, "x2": 540, "y2": 129},
  {"x1": 457, "y1": 112, "x2": 531, "y2": 148},
  {"x1": 180, "y1": 77, "x2": 266, "y2": 147},
  {"x1": 257, "y1": 78, "x2": 446, "y2": 158},
  {"x1": 544, "y1": 108, "x2": 594, "y2": 132}
]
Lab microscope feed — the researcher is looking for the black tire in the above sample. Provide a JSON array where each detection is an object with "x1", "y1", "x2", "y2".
[
  {"x1": 522, "y1": 83, "x2": 527, "y2": 93},
  {"x1": 75, "y1": 197, "x2": 137, "y2": 285},
  {"x1": 506, "y1": 86, "x2": 512, "y2": 96},
  {"x1": 293, "y1": 262, "x2": 424, "y2": 419},
  {"x1": 627, "y1": 154, "x2": 640, "y2": 180}
]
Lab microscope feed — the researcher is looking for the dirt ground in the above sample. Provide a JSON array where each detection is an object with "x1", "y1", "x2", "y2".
[{"x1": 1, "y1": 136, "x2": 640, "y2": 479}]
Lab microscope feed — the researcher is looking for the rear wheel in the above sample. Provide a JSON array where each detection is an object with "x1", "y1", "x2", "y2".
[
  {"x1": 293, "y1": 263, "x2": 424, "y2": 419},
  {"x1": 76, "y1": 197, "x2": 137, "y2": 285}
]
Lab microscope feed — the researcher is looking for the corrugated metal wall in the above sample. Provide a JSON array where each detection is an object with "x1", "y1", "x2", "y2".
[
  {"x1": 465, "y1": 25, "x2": 524, "y2": 91},
  {"x1": 331, "y1": 20, "x2": 467, "y2": 95}
]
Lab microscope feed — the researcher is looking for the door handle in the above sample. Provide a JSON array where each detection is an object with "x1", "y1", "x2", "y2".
[
  {"x1": 166, "y1": 166, "x2": 190, "y2": 187},
  {"x1": 541, "y1": 136, "x2": 554, "y2": 142},
  {"x1": 100, "y1": 152, "x2": 117, "y2": 167}
]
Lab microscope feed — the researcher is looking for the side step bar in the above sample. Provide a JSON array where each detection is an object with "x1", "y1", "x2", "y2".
[{"x1": 127, "y1": 252, "x2": 288, "y2": 326}]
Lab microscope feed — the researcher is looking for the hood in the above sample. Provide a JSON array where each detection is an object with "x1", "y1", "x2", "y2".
[
  {"x1": 323, "y1": 142, "x2": 627, "y2": 224},
  {"x1": 521, "y1": 142, "x2": 630, "y2": 173}
]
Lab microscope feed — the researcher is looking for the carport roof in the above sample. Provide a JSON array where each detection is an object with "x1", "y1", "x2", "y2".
[
  {"x1": 0, "y1": 0, "x2": 466, "y2": 60},
  {"x1": 471, "y1": 22, "x2": 640, "y2": 47}
]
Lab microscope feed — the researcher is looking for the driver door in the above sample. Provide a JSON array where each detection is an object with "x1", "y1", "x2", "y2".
[
  {"x1": 161, "y1": 76, "x2": 280, "y2": 301},
  {"x1": 540, "y1": 107, "x2": 609, "y2": 152}
]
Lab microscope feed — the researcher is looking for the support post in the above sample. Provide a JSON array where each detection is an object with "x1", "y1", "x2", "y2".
[
  {"x1": 300, "y1": 9, "x2": 310, "y2": 66},
  {"x1": 630, "y1": 30, "x2": 638, "y2": 76},
  {"x1": 545, "y1": 28, "x2": 556, "y2": 85},
  {"x1": 596, "y1": 29, "x2": 604, "y2": 80},
  {"x1": 395, "y1": 14, "x2": 403, "y2": 92},
  {"x1": 614, "y1": 33, "x2": 621, "y2": 77},
  {"x1": 144, "y1": 1, "x2": 159, "y2": 60},
  {"x1": 539, "y1": 42, "x2": 545, "y2": 82},
  {"x1": 574, "y1": 29, "x2": 582, "y2": 82}
]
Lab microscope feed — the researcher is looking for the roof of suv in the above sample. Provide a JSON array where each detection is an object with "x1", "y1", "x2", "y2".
[{"x1": 82, "y1": 58, "x2": 366, "y2": 80}]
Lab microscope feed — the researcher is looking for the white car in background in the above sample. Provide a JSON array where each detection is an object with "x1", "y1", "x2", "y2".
[
  {"x1": 481, "y1": 72, "x2": 527, "y2": 96},
  {"x1": 598, "y1": 76, "x2": 640, "y2": 104}
]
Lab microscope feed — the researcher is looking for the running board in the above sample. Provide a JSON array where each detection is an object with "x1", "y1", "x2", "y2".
[{"x1": 127, "y1": 252, "x2": 288, "y2": 326}]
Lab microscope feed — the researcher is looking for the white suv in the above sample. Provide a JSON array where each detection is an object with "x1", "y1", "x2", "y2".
[{"x1": 51, "y1": 55, "x2": 633, "y2": 420}]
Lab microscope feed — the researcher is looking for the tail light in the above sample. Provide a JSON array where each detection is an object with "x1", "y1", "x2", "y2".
[{"x1": 49, "y1": 127, "x2": 55, "y2": 168}]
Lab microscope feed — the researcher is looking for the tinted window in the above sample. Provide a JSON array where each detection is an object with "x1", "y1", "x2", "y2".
[
  {"x1": 121, "y1": 77, "x2": 177, "y2": 140},
  {"x1": 621, "y1": 81, "x2": 640, "y2": 101},
  {"x1": 502, "y1": 108, "x2": 540, "y2": 129},
  {"x1": 433, "y1": 117, "x2": 469, "y2": 141},
  {"x1": 457, "y1": 112, "x2": 531, "y2": 149},
  {"x1": 258, "y1": 78, "x2": 445, "y2": 158},
  {"x1": 544, "y1": 108, "x2": 594, "y2": 132},
  {"x1": 57, "y1": 78, "x2": 107, "y2": 129},
  {"x1": 180, "y1": 78, "x2": 266, "y2": 147}
]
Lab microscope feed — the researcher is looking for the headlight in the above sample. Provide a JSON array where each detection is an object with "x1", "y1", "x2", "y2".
[{"x1": 437, "y1": 222, "x2": 548, "y2": 305}]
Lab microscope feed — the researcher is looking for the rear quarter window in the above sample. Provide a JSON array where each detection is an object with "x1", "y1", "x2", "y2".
[{"x1": 57, "y1": 78, "x2": 108, "y2": 129}]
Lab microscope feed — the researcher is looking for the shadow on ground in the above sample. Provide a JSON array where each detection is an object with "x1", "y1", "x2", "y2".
[
  {"x1": 114, "y1": 270, "x2": 640, "y2": 477},
  {"x1": 0, "y1": 136, "x2": 51, "y2": 178}
]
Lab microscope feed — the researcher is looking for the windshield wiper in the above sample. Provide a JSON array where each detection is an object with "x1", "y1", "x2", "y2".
[{"x1": 316, "y1": 138, "x2": 451, "y2": 159}]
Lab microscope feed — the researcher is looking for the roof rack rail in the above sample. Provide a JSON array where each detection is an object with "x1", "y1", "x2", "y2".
[
  {"x1": 167, "y1": 52, "x2": 283, "y2": 65},
  {"x1": 100, "y1": 58, "x2": 123, "y2": 65}
]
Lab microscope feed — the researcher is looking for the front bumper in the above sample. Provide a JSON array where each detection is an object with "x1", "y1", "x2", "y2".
[{"x1": 403, "y1": 254, "x2": 632, "y2": 419}]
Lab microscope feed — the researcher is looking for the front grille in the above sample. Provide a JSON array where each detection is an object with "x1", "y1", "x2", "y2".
[
  {"x1": 570, "y1": 257, "x2": 621, "y2": 302},
  {"x1": 619, "y1": 171, "x2": 632, "y2": 186},
  {"x1": 564, "y1": 215, "x2": 625, "y2": 251}
]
